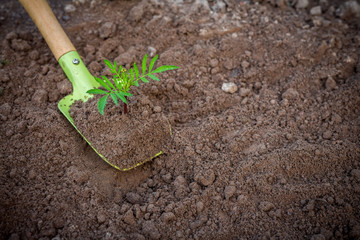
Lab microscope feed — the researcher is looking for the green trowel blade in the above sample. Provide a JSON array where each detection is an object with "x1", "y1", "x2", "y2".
[
  {"x1": 57, "y1": 51, "x2": 121, "y2": 170},
  {"x1": 58, "y1": 51, "x2": 99, "y2": 120}
]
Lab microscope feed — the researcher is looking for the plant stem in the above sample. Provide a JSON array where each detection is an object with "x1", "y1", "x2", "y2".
[{"x1": 123, "y1": 97, "x2": 128, "y2": 114}]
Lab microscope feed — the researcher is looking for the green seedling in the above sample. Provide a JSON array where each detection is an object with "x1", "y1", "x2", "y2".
[{"x1": 87, "y1": 54, "x2": 179, "y2": 115}]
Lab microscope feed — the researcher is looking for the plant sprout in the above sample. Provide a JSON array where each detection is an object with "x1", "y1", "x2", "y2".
[{"x1": 87, "y1": 54, "x2": 179, "y2": 115}]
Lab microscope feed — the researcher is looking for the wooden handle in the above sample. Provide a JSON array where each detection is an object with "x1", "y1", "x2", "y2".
[{"x1": 19, "y1": 0, "x2": 76, "y2": 60}]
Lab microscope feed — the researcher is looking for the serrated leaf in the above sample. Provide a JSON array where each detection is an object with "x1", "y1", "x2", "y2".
[
  {"x1": 148, "y1": 74, "x2": 160, "y2": 81},
  {"x1": 104, "y1": 59, "x2": 113, "y2": 69},
  {"x1": 134, "y1": 62, "x2": 139, "y2": 80},
  {"x1": 87, "y1": 89, "x2": 109, "y2": 95},
  {"x1": 123, "y1": 92, "x2": 133, "y2": 97},
  {"x1": 95, "y1": 77, "x2": 112, "y2": 91},
  {"x1": 134, "y1": 80, "x2": 139, "y2": 87},
  {"x1": 98, "y1": 95, "x2": 108, "y2": 115},
  {"x1": 142, "y1": 54, "x2": 147, "y2": 75},
  {"x1": 101, "y1": 76, "x2": 116, "y2": 90},
  {"x1": 140, "y1": 76, "x2": 149, "y2": 83},
  {"x1": 152, "y1": 65, "x2": 179, "y2": 73},
  {"x1": 149, "y1": 55, "x2": 158, "y2": 72},
  {"x1": 110, "y1": 93, "x2": 118, "y2": 105},
  {"x1": 121, "y1": 72, "x2": 126, "y2": 84},
  {"x1": 115, "y1": 92, "x2": 127, "y2": 104},
  {"x1": 113, "y1": 60, "x2": 118, "y2": 72},
  {"x1": 130, "y1": 68, "x2": 134, "y2": 83}
]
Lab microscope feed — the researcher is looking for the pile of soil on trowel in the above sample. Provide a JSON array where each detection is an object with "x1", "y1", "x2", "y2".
[{"x1": 70, "y1": 94, "x2": 171, "y2": 170}]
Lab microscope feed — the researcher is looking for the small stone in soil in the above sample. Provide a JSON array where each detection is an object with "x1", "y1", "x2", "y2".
[
  {"x1": 310, "y1": 6, "x2": 322, "y2": 15},
  {"x1": 221, "y1": 82, "x2": 238, "y2": 94},
  {"x1": 64, "y1": 4, "x2": 76, "y2": 13},
  {"x1": 148, "y1": 46, "x2": 157, "y2": 57},
  {"x1": 227, "y1": 115, "x2": 234, "y2": 123},
  {"x1": 296, "y1": 0, "x2": 309, "y2": 8}
]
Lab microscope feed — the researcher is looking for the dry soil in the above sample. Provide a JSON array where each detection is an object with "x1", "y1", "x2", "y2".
[{"x1": 0, "y1": 0, "x2": 360, "y2": 239}]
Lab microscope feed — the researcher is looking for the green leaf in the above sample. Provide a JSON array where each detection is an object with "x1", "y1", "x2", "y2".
[
  {"x1": 110, "y1": 93, "x2": 118, "y2": 105},
  {"x1": 142, "y1": 54, "x2": 147, "y2": 75},
  {"x1": 114, "y1": 76, "x2": 121, "y2": 90},
  {"x1": 121, "y1": 72, "x2": 126, "y2": 83},
  {"x1": 113, "y1": 60, "x2": 118, "y2": 72},
  {"x1": 95, "y1": 77, "x2": 112, "y2": 91},
  {"x1": 152, "y1": 65, "x2": 179, "y2": 73},
  {"x1": 148, "y1": 74, "x2": 160, "y2": 81},
  {"x1": 140, "y1": 76, "x2": 149, "y2": 83},
  {"x1": 115, "y1": 92, "x2": 127, "y2": 104},
  {"x1": 101, "y1": 76, "x2": 116, "y2": 90},
  {"x1": 87, "y1": 89, "x2": 109, "y2": 95},
  {"x1": 134, "y1": 62, "x2": 139, "y2": 80},
  {"x1": 130, "y1": 68, "x2": 134, "y2": 83},
  {"x1": 104, "y1": 59, "x2": 113, "y2": 69},
  {"x1": 123, "y1": 92, "x2": 133, "y2": 97},
  {"x1": 149, "y1": 55, "x2": 158, "y2": 72},
  {"x1": 134, "y1": 80, "x2": 139, "y2": 87},
  {"x1": 98, "y1": 95, "x2": 108, "y2": 115}
]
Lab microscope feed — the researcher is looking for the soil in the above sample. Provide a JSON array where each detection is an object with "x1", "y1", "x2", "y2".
[
  {"x1": 70, "y1": 95, "x2": 172, "y2": 170},
  {"x1": 1, "y1": 0, "x2": 360, "y2": 239}
]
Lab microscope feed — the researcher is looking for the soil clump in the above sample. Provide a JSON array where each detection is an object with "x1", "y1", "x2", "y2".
[{"x1": 70, "y1": 95, "x2": 171, "y2": 170}]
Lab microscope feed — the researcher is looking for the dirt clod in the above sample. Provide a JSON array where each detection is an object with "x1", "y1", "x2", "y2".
[
  {"x1": 32, "y1": 89, "x2": 48, "y2": 103},
  {"x1": 259, "y1": 201, "x2": 275, "y2": 212},
  {"x1": 195, "y1": 169, "x2": 215, "y2": 186}
]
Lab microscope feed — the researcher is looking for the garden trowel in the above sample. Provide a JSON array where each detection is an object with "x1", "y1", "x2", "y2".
[{"x1": 19, "y1": 0, "x2": 160, "y2": 171}]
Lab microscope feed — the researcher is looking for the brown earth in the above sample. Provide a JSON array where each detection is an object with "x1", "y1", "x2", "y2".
[
  {"x1": 70, "y1": 94, "x2": 172, "y2": 170},
  {"x1": 1, "y1": 0, "x2": 360, "y2": 239}
]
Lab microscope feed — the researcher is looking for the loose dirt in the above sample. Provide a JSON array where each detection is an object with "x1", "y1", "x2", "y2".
[
  {"x1": 1, "y1": 0, "x2": 360, "y2": 239},
  {"x1": 70, "y1": 94, "x2": 172, "y2": 170}
]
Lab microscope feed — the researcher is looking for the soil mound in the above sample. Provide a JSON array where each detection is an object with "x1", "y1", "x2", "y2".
[{"x1": 70, "y1": 95, "x2": 171, "y2": 170}]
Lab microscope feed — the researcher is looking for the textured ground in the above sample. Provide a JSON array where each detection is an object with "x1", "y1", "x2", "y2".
[{"x1": 0, "y1": 0, "x2": 360, "y2": 239}]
